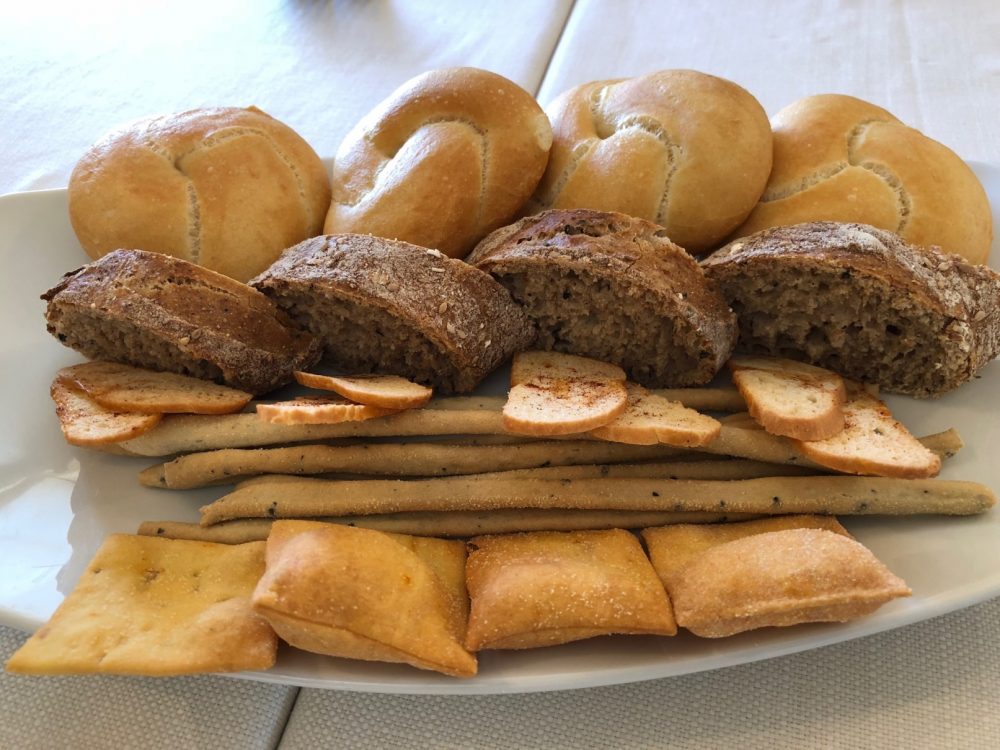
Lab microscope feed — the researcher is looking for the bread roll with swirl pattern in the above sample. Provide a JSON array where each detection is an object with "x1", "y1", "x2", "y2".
[
  {"x1": 733, "y1": 94, "x2": 993, "y2": 263},
  {"x1": 324, "y1": 67, "x2": 553, "y2": 258},
  {"x1": 69, "y1": 107, "x2": 331, "y2": 282},
  {"x1": 532, "y1": 70, "x2": 773, "y2": 253}
]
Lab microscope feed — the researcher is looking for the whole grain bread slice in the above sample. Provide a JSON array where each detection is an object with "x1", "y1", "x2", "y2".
[
  {"x1": 43, "y1": 249, "x2": 322, "y2": 395},
  {"x1": 467, "y1": 209, "x2": 738, "y2": 387},
  {"x1": 251, "y1": 235, "x2": 535, "y2": 394},
  {"x1": 702, "y1": 222, "x2": 1000, "y2": 397}
]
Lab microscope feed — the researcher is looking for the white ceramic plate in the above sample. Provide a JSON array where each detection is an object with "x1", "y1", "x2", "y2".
[{"x1": 2, "y1": 167, "x2": 999, "y2": 695}]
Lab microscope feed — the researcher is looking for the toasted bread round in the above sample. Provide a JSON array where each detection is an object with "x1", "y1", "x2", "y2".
[
  {"x1": 590, "y1": 383, "x2": 721, "y2": 447},
  {"x1": 51, "y1": 378, "x2": 162, "y2": 446},
  {"x1": 728, "y1": 355, "x2": 846, "y2": 441},
  {"x1": 294, "y1": 372, "x2": 433, "y2": 410},
  {"x1": 795, "y1": 388, "x2": 940, "y2": 478},
  {"x1": 256, "y1": 397, "x2": 398, "y2": 425},
  {"x1": 61, "y1": 361, "x2": 252, "y2": 415},
  {"x1": 503, "y1": 351, "x2": 628, "y2": 436}
]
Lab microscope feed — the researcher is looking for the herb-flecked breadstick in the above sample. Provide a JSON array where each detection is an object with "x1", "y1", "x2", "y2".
[
  {"x1": 142, "y1": 508, "x2": 754, "y2": 542},
  {"x1": 198, "y1": 474, "x2": 995, "y2": 526}
]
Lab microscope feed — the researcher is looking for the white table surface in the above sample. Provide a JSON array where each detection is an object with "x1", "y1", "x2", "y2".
[{"x1": 2, "y1": 1, "x2": 999, "y2": 747}]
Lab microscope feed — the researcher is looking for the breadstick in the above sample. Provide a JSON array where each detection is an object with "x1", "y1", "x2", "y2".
[
  {"x1": 117, "y1": 389, "x2": 745, "y2": 456},
  {"x1": 199, "y1": 474, "x2": 995, "y2": 525},
  {"x1": 140, "y1": 509, "x2": 751, "y2": 542},
  {"x1": 466, "y1": 460, "x2": 818, "y2": 481},
  {"x1": 141, "y1": 441, "x2": 688, "y2": 489},
  {"x1": 119, "y1": 407, "x2": 505, "y2": 457}
]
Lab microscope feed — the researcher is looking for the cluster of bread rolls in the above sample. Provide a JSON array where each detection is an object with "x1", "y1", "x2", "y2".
[{"x1": 67, "y1": 66, "x2": 993, "y2": 283}]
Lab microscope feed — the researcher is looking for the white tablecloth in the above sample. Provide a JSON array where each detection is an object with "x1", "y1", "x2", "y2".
[{"x1": 2, "y1": 1, "x2": 998, "y2": 747}]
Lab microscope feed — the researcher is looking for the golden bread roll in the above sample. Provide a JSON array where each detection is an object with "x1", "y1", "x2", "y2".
[
  {"x1": 532, "y1": 69, "x2": 773, "y2": 253},
  {"x1": 324, "y1": 67, "x2": 553, "y2": 258},
  {"x1": 69, "y1": 106, "x2": 331, "y2": 282},
  {"x1": 734, "y1": 94, "x2": 993, "y2": 263}
]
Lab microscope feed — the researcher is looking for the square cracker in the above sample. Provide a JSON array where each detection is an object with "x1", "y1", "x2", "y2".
[
  {"x1": 641, "y1": 515, "x2": 850, "y2": 596},
  {"x1": 5, "y1": 535, "x2": 276, "y2": 675},
  {"x1": 252, "y1": 521, "x2": 476, "y2": 678},
  {"x1": 464, "y1": 528, "x2": 676, "y2": 651}
]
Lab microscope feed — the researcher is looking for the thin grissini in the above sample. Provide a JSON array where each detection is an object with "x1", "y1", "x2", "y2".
[
  {"x1": 141, "y1": 441, "x2": 690, "y2": 489},
  {"x1": 117, "y1": 389, "x2": 745, "y2": 457},
  {"x1": 138, "y1": 423, "x2": 962, "y2": 488},
  {"x1": 198, "y1": 474, "x2": 995, "y2": 526},
  {"x1": 142, "y1": 451, "x2": 814, "y2": 490},
  {"x1": 140, "y1": 510, "x2": 753, "y2": 543}
]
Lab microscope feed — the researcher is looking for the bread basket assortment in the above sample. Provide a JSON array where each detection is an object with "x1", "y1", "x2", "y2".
[{"x1": 6, "y1": 65, "x2": 998, "y2": 681}]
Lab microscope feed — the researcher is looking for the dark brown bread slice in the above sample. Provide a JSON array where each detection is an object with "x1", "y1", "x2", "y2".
[
  {"x1": 42, "y1": 249, "x2": 322, "y2": 395},
  {"x1": 467, "y1": 209, "x2": 738, "y2": 387},
  {"x1": 702, "y1": 222, "x2": 1000, "y2": 397},
  {"x1": 250, "y1": 235, "x2": 535, "y2": 393}
]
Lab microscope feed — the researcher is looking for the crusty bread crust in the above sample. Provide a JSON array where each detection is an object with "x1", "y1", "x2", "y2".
[
  {"x1": 43, "y1": 249, "x2": 322, "y2": 395},
  {"x1": 469, "y1": 209, "x2": 738, "y2": 387},
  {"x1": 324, "y1": 67, "x2": 552, "y2": 258},
  {"x1": 703, "y1": 222, "x2": 1000, "y2": 397},
  {"x1": 251, "y1": 235, "x2": 535, "y2": 393}
]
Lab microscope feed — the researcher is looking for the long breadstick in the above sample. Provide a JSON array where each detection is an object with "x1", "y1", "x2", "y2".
[
  {"x1": 140, "y1": 420, "x2": 961, "y2": 490},
  {"x1": 461, "y1": 460, "x2": 817, "y2": 482},
  {"x1": 139, "y1": 452, "x2": 815, "y2": 489},
  {"x1": 140, "y1": 440, "x2": 689, "y2": 489},
  {"x1": 199, "y1": 473, "x2": 995, "y2": 526},
  {"x1": 140, "y1": 508, "x2": 752, "y2": 543},
  {"x1": 117, "y1": 388, "x2": 746, "y2": 456}
]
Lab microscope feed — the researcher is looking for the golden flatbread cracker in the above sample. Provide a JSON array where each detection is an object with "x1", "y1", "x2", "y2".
[
  {"x1": 256, "y1": 397, "x2": 399, "y2": 425},
  {"x1": 642, "y1": 515, "x2": 852, "y2": 596},
  {"x1": 294, "y1": 372, "x2": 433, "y2": 409},
  {"x1": 59, "y1": 361, "x2": 252, "y2": 414},
  {"x1": 590, "y1": 383, "x2": 721, "y2": 447},
  {"x1": 4, "y1": 534, "x2": 275, "y2": 675},
  {"x1": 504, "y1": 351, "x2": 628, "y2": 436},
  {"x1": 667, "y1": 528, "x2": 911, "y2": 637},
  {"x1": 464, "y1": 529, "x2": 676, "y2": 651},
  {"x1": 51, "y1": 378, "x2": 162, "y2": 446},
  {"x1": 252, "y1": 521, "x2": 476, "y2": 677}
]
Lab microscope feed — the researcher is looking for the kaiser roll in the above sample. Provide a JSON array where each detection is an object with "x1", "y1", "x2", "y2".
[
  {"x1": 69, "y1": 106, "x2": 332, "y2": 282},
  {"x1": 323, "y1": 67, "x2": 553, "y2": 259},
  {"x1": 531, "y1": 69, "x2": 773, "y2": 253},
  {"x1": 733, "y1": 94, "x2": 993, "y2": 263}
]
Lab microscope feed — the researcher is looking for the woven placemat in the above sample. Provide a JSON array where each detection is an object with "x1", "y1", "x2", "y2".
[
  {"x1": 0, "y1": 625, "x2": 297, "y2": 750},
  {"x1": 278, "y1": 597, "x2": 1000, "y2": 749}
]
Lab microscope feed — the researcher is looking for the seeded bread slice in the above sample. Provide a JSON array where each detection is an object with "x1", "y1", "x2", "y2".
[
  {"x1": 467, "y1": 209, "x2": 738, "y2": 387},
  {"x1": 702, "y1": 222, "x2": 1000, "y2": 397},
  {"x1": 250, "y1": 235, "x2": 535, "y2": 394},
  {"x1": 42, "y1": 249, "x2": 322, "y2": 395}
]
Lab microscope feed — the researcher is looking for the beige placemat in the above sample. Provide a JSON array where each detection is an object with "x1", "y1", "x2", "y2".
[
  {"x1": 277, "y1": 597, "x2": 1000, "y2": 749},
  {"x1": 0, "y1": 625, "x2": 297, "y2": 750}
]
